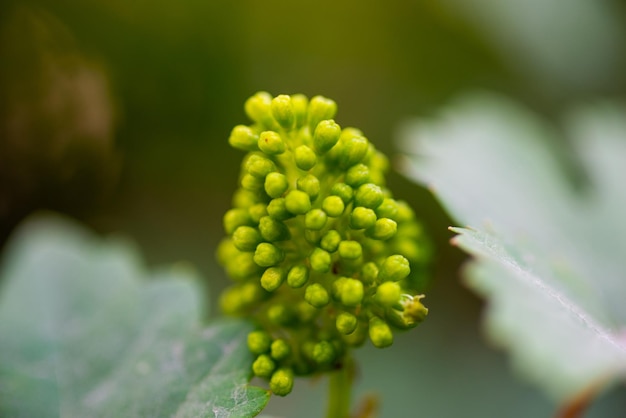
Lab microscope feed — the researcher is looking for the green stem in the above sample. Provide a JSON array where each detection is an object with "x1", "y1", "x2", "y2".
[{"x1": 326, "y1": 356, "x2": 354, "y2": 418}]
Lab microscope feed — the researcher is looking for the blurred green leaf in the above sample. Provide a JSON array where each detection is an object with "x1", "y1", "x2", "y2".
[
  {"x1": 397, "y1": 95, "x2": 626, "y2": 403},
  {"x1": 0, "y1": 214, "x2": 269, "y2": 417}
]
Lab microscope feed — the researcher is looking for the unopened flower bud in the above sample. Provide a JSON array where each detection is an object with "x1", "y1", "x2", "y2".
[
  {"x1": 267, "y1": 198, "x2": 292, "y2": 220},
  {"x1": 308, "y1": 96, "x2": 337, "y2": 133},
  {"x1": 305, "y1": 283, "x2": 330, "y2": 308},
  {"x1": 287, "y1": 264, "x2": 309, "y2": 288},
  {"x1": 354, "y1": 183, "x2": 384, "y2": 209},
  {"x1": 309, "y1": 248, "x2": 331, "y2": 273},
  {"x1": 338, "y1": 240, "x2": 362, "y2": 260},
  {"x1": 228, "y1": 125, "x2": 259, "y2": 151},
  {"x1": 349, "y1": 207, "x2": 377, "y2": 230},
  {"x1": 322, "y1": 196, "x2": 345, "y2": 217},
  {"x1": 291, "y1": 94, "x2": 309, "y2": 128},
  {"x1": 338, "y1": 278, "x2": 364, "y2": 307},
  {"x1": 245, "y1": 91, "x2": 275, "y2": 128},
  {"x1": 245, "y1": 154, "x2": 276, "y2": 178},
  {"x1": 378, "y1": 255, "x2": 410, "y2": 282},
  {"x1": 258, "y1": 216, "x2": 290, "y2": 242},
  {"x1": 345, "y1": 164, "x2": 370, "y2": 187},
  {"x1": 305, "y1": 209, "x2": 327, "y2": 230},
  {"x1": 366, "y1": 218, "x2": 397, "y2": 241},
  {"x1": 248, "y1": 330, "x2": 272, "y2": 354},
  {"x1": 271, "y1": 95, "x2": 295, "y2": 129},
  {"x1": 261, "y1": 267, "x2": 286, "y2": 292},
  {"x1": 375, "y1": 281, "x2": 401, "y2": 307},
  {"x1": 313, "y1": 119, "x2": 341, "y2": 154},
  {"x1": 330, "y1": 183, "x2": 353, "y2": 204},
  {"x1": 253, "y1": 354, "x2": 276, "y2": 378},
  {"x1": 320, "y1": 230, "x2": 342, "y2": 253},
  {"x1": 296, "y1": 174, "x2": 320, "y2": 200},
  {"x1": 313, "y1": 341, "x2": 336, "y2": 365},
  {"x1": 270, "y1": 368, "x2": 294, "y2": 397},
  {"x1": 285, "y1": 190, "x2": 311, "y2": 215},
  {"x1": 336, "y1": 312, "x2": 358, "y2": 335},
  {"x1": 223, "y1": 208, "x2": 252, "y2": 234},
  {"x1": 369, "y1": 317, "x2": 393, "y2": 348},
  {"x1": 360, "y1": 262, "x2": 379, "y2": 284},
  {"x1": 254, "y1": 243, "x2": 284, "y2": 267},
  {"x1": 375, "y1": 198, "x2": 399, "y2": 219},
  {"x1": 232, "y1": 226, "x2": 262, "y2": 251},
  {"x1": 270, "y1": 339, "x2": 291, "y2": 361},
  {"x1": 294, "y1": 145, "x2": 317, "y2": 170}
]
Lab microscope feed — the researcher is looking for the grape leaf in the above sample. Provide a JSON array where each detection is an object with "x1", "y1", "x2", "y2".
[
  {"x1": 0, "y1": 214, "x2": 269, "y2": 418},
  {"x1": 397, "y1": 95, "x2": 626, "y2": 403}
]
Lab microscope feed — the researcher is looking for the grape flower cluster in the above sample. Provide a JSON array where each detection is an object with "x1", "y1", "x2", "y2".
[{"x1": 217, "y1": 92, "x2": 430, "y2": 396}]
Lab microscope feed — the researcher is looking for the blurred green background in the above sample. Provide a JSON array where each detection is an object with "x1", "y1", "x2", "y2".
[{"x1": 1, "y1": 0, "x2": 625, "y2": 416}]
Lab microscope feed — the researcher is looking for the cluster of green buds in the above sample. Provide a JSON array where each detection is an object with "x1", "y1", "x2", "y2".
[{"x1": 217, "y1": 92, "x2": 430, "y2": 396}]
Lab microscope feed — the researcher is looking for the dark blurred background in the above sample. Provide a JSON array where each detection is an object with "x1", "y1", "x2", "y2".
[{"x1": 1, "y1": 1, "x2": 625, "y2": 416}]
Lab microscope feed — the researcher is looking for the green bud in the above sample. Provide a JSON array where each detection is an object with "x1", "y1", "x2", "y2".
[
  {"x1": 395, "y1": 200, "x2": 416, "y2": 223},
  {"x1": 267, "y1": 303, "x2": 295, "y2": 326},
  {"x1": 258, "y1": 216, "x2": 290, "y2": 242},
  {"x1": 267, "y1": 197, "x2": 293, "y2": 220},
  {"x1": 245, "y1": 91, "x2": 274, "y2": 128},
  {"x1": 330, "y1": 183, "x2": 353, "y2": 204},
  {"x1": 369, "y1": 317, "x2": 393, "y2": 348},
  {"x1": 291, "y1": 94, "x2": 309, "y2": 128},
  {"x1": 360, "y1": 262, "x2": 379, "y2": 284},
  {"x1": 305, "y1": 283, "x2": 330, "y2": 308},
  {"x1": 248, "y1": 330, "x2": 272, "y2": 354},
  {"x1": 296, "y1": 174, "x2": 320, "y2": 200},
  {"x1": 232, "y1": 226, "x2": 263, "y2": 252},
  {"x1": 344, "y1": 164, "x2": 370, "y2": 187},
  {"x1": 339, "y1": 278, "x2": 364, "y2": 307},
  {"x1": 241, "y1": 173, "x2": 264, "y2": 192},
  {"x1": 258, "y1": 131, "x2": 286, "y2": 155},
  {"x1": 309, "y1": 248, "x2": 331, "y2": 273},
  {"x1": 264, "y1": 172, "x2": 289, "y2": 198},
  {"x1": 313, "y1": 119, "x2": 341, "y2": 154},
  {"x1": 287, "y1": 264, "x2": 309, "y2": 288},
  {"x1": 245, "y1": 154, "x2": 276, "y2": 178},
  {"x1": 232, "y1": 188, "x2": 259, "y2": 208},
  {"x1": 338, "y1": 240, "x2": 362, "y2": 260},
  {"x1": 313, "y1": 341, "x2": 336, "y2": 365},
  {"x1": 239, "y1": 281, "x2": 265, "y2": 305},
  {"x1": 228, "y1": 125, "x2": 259, "y2": 151},
  {"x1": 260, "y1": 267, "x2": 286, "y2": 292},
  {"x1": 354, "y1": 183, "x2": 384, "y2": 209},
  {"x1": 271, "y1": 94, "x2": 295, "y2": 129},
  {"x1": 375, "y1": 198, "x2": 399, "y2": 219},
  {"x1": 320, "y1": 230, "x2": 342, "y2": 253},
  {"x1": 336, "y1": 312, "x2": 358, "y2": 335},
  {"x1": 270, "y1": 368, "x2": 294, "y2": 397},
  {"x1": 297, "y1": 300, "x2": 318, "y2": 322},
  {"x1": 308, "y1": 96, "x2": 337, "y2": 133},
  {"x1": 223, "y1": 208, "x2": 252, "y2": 234},
  {"x1": 378, "y1": 255, "x2": 410, "y2": 282},
  {"x1": 375, "y1": 281, "x2": 401, "y2": 307},
  {"x1": 335, "y1": 134, "x2": 369, "y2": 169},
  {"x1": 349, "y1": 207, "x2": 377, "y2": 230},
  {"x1": 224, "y1": 251, "x2": 262, "y2": 280},
  {"x1": 270, "y1": 339, "x2": 291, "y2": 361},
  {"x1": 254, "y1": 243, "x2": 284, "y2": 267},
  {"x1": 248, "y1": 203, "x2": 268, "y2": 224},
  {"x1": 294, "y1": 145, "x2": 317, "y2": 170},
  {"x1": 285, "y1": 190, "x2": 311, "y2": 215},
  {"x1": 322, "y1": 196, "x2": 345, "y2": 217},
  {"x1": 366, "y1": 218, "x2": 398, "y2": 241},
  {"x1": 252, "y1": 354, "x2": 276, "y2": 378},
  {"x1": 305, "y1": 209, "x2": 327, "y2": 230}
]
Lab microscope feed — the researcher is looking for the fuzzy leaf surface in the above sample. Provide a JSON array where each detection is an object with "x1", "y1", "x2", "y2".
[
  {"x1": 0, "y1": 215, "x2": 269, "y2": 418},
  {"x1": 398, "y1": 96, "x2": 626, "y2": 402}
]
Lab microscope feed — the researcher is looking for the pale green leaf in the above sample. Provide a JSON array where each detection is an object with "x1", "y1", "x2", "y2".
[
  {"x1": 0, "y1": 214, "x2": 269, "y2": 418},
  {"x1": 397, "y1": 95, "x2": 626, "y2": 402}
]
